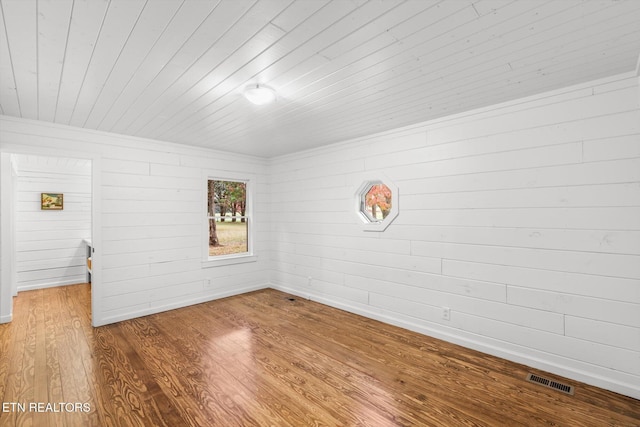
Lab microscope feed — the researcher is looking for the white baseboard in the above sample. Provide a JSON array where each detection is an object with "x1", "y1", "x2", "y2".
[
  {"x1": 0, "y1": 313, "x2": 12, "y2": 323},
  {"x1": 95, "y1": 282, "x2": 270, "y2": 327},
  {"x1": 17, "y1": 277, "x2": 86, "y2": 292},
  {"x1": 269, "y1": 282, "x2": 640, "y2": 400}
]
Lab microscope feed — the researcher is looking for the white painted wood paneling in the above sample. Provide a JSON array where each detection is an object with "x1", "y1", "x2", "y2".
[
  {"x1": 507, "y1": 285, "x2": 640, "y2": 330},
  {"x1": 13, "y1": 154, "x2": 91, "y2": 291},
  {"x1": 442, "y1": 260, "x2": 640, "y2": 304},
  {"x1": 0, "y1": 114, "x2": 270, "y2": 327},
  {"x1": 565, "y1": 316, "x2": 640, "y2": 353},
  {"x1": 268, "y1": 73, "x2": 640, "y2": 399}
]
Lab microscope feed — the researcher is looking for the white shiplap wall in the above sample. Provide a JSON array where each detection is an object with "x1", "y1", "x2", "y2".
[
  {"x1": 0, "y1": 161, "x2": 2, "y2": 316},
  {"x1": 0, "y1": 116, "x2": 270, "y2": 326},
  {"x1": 0, "y1": 154, "x2": 6, "y2": 322},
  {"x1": 14, "y1": 156, "x2": 91, "y2": 291},
  {"x1": 268, "y1": 72, "x2": 640, "y2": 399}
]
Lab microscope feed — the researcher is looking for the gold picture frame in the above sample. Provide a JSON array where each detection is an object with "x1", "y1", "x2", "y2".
[{"x1": 41, "y1": 193, "x2": 64, "y2": 210}]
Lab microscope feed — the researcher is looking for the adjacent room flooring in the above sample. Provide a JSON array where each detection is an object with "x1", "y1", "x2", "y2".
[{"x1": 0, "y1": 284, "x2": 638, "y2": 426}]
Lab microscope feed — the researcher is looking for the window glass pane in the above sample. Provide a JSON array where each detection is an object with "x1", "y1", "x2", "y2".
[
  {"x1": 208, "y1": 180, "x2": 248, "y2": 257},
  {"x1": 209, "y1": 218, "x2": 248, "y2": 256},
  {"x1": 362, "y1": 183, "x2": 392, "y2": 222}
]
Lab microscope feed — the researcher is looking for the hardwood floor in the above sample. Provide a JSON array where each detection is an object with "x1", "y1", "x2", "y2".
[{"x1": 0, "y1": 284, "x2": 638, "y2": 426}]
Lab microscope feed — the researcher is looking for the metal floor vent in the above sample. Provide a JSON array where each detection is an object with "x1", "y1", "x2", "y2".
[{"x1": 526, "y1": 373, "x2": 575, "y2": 395}]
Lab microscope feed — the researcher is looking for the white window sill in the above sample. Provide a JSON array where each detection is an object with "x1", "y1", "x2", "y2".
[{"x1": 202, "y1": 254, "x2": 257, "y2": 268}]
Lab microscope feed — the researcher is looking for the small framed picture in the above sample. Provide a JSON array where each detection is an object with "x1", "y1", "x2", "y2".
[{"x1": 41, "y1": 193, "x2": 63, "y2": 210}]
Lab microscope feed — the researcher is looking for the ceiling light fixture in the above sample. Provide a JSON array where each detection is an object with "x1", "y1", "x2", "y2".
[{"x1": 243, "y1": 83, "x2": 276, "y2": 105}]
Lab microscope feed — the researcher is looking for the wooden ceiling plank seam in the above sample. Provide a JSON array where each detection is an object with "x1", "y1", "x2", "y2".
[
  {"x1": 52, "y1": 0, "x2": 109, "y2": 125},
  {"x1": 101, "y1": 0, "x2": 237, "y2": 133},
  {"x1": 37, "y1": 0, "x2": 74, "y2": 123},
  {"x1": 208, "y1": 0, "x2": 636, "y2": 148},
  {"x1": 69, "y1": 0, "x2": 148, "y2": 128},
  {"x1": 154, "y1": 0, "x2": 408, "y2": 143},
  {"x1": 1, "y1": 0, "x2": 37, "y2": 118},
  {"x1": 0, "y1": 0, "x2": 21, "y2": 116},
  {"x1": 122, "y1": 0, "x2": 292, "y2": 137},
  {"x1": 83, "y1": 0, "x2": 186, "y2": 130}
]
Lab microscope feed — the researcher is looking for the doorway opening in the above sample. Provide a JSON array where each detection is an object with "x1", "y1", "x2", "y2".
[{"x1": 1, "y1": 152, "x2": 98, "y2": 325}]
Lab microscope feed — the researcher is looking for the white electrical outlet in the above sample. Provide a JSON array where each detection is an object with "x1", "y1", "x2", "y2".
[
  {"x1": 442, "y1": 307, "x2": 451, "y2": 321},
  {"x1": 307, "y1": 276, "x2": 313, "y2": 286}
]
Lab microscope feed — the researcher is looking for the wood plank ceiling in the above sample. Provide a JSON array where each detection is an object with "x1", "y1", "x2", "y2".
[{"x1": 1, "y1": 0, "x2": 639, "y2": 158}]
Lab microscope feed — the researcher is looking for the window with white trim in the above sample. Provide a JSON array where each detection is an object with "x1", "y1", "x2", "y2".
[
  {"x1": 206, "y1": 178, "x2": 253, "y2": 262},
  {"x1": 354, "y1": 177, "x2": 399, "y2": 231}
]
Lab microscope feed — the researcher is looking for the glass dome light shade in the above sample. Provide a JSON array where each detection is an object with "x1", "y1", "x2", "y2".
[{"x1": 243, "y1": 84, "x2": 276, "y2": 105}]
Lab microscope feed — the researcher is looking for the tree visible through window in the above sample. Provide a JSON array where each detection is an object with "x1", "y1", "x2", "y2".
[
  {"x1": 363, "y1": 183, "x2": 392, "y2": 222},
  {"x1": 354, "y1": 177, "x2": 398, "y2": 231},
  {"x1": 207, "y1": 180, "x2": 248, "y2": 257}
]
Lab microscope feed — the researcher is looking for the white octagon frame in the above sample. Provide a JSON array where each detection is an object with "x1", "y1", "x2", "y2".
[{"x1": 354, "y1": 176, "x2": 399, "y2": 232}]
